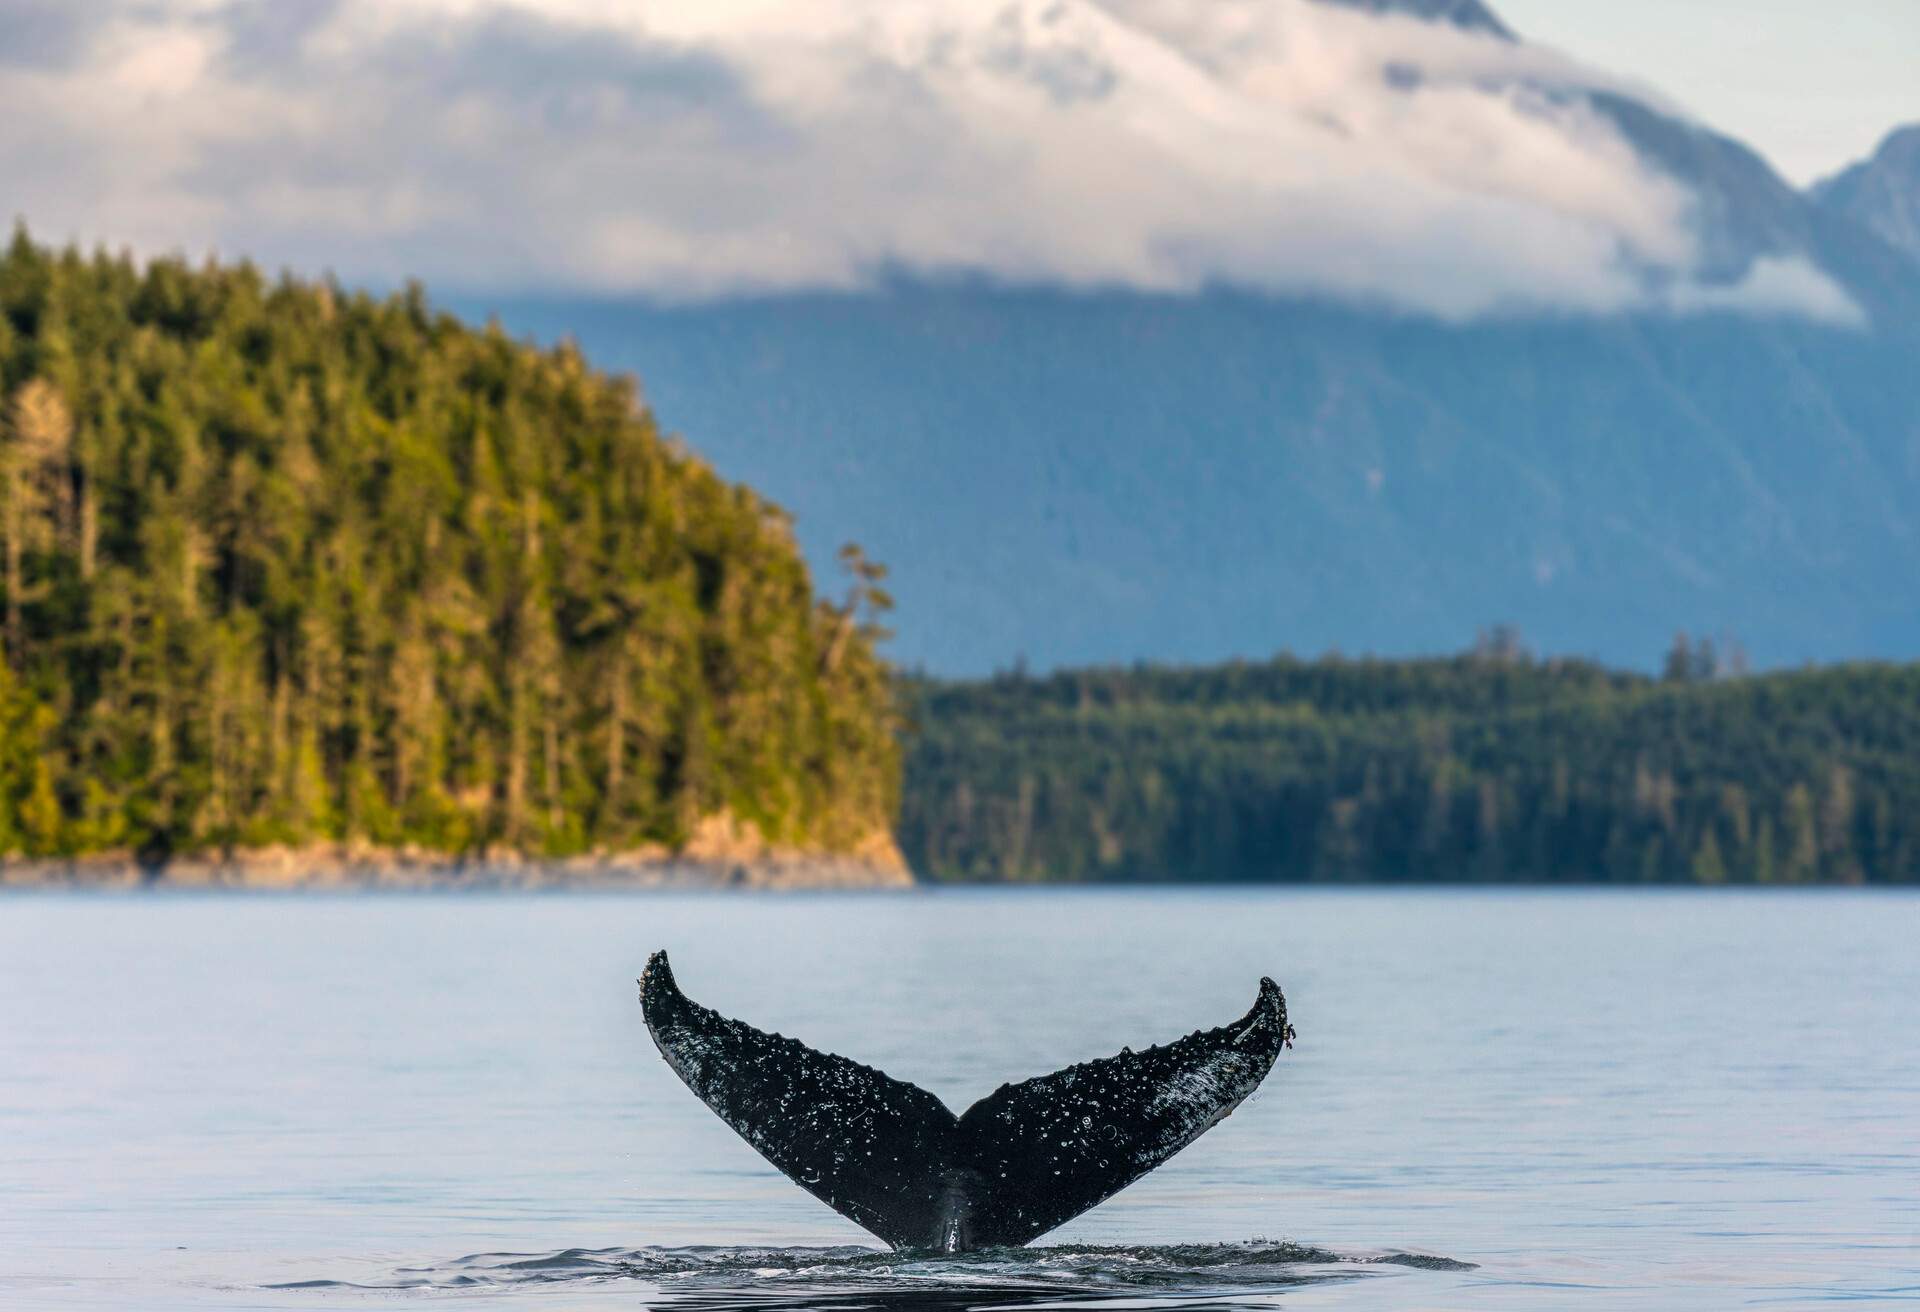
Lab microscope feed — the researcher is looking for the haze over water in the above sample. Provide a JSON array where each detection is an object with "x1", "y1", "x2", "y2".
[{"x1": 1, "y1": 889, "x2": 1915, "y2": 1309}]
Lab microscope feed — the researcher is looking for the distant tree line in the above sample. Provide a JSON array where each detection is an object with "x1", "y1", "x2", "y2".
[
  {"x1": 900, "y1": 644, "x2": 1920, "y2": 884},
  {"x1": 0, "y1": 229, "x2": 898, "y2": 862}
]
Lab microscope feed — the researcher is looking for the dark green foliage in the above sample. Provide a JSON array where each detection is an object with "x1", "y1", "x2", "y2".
[
  {"x1": 901, "y1": 651, "x2": 1920, "y2": 884},
  {"x1": 0, "y1": 229, "x2": 898, "y2": 860}
]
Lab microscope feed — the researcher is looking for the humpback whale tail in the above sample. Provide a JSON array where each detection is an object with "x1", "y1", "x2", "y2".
[{"x1": 638, "y1": 950, "x2": 1294, "y2": 1252}]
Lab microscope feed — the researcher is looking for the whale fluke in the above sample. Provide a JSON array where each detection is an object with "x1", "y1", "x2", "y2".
[{"x1": 638, "y1": 950, "x2": 1294, "y2": 1252}]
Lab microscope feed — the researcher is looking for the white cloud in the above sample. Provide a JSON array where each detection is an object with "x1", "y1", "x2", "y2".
[
  {"x1": 1664, "y1": 256, "x2": 1866, "y2": 326},
  {"x1": 0, "y1": 0, "x2": 1863, "y2": 321}
]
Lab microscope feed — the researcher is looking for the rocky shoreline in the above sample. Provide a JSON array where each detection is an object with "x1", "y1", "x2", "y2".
[{"x1": 0, "y1": 816, "x2": 916, "y2": 891}]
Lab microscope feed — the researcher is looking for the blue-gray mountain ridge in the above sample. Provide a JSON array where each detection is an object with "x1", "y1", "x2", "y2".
[
  {"x1": 473, "y1": 0, "x2": 1920, "y2": 675},
  {"x1": 1816, "y1": 126, "x2": 1920, "y2": 266}
]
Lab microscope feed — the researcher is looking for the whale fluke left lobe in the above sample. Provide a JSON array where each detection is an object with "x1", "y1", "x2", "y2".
[
  {"x1": 639, "y1": 951, "x2": 958, "y2": 1249},
  {"x1": 638, "y1": 950, "x2": 1291, "y2": 1251}
]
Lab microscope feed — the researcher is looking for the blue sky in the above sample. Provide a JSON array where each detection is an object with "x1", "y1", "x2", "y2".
[{"x1": 1499, "y1": 0, "x2": 1920, "y2": 183}]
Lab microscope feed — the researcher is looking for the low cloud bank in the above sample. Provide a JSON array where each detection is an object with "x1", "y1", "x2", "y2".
[{"x1": 0, "y1": 0, "x2": 1859, "y2": 322}]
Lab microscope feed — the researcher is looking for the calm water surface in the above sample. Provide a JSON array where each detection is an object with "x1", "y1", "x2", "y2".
[{"x1": 1, "y1": 889, "x2": 1916, "y2": 1309}]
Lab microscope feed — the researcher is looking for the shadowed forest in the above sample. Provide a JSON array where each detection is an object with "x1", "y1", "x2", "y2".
[{"x1": 901, "y1": 644, "x2": 1920, "y2": 884}]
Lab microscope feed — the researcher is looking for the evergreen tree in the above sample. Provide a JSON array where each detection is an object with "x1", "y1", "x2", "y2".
[
  {"x1": 0, "y1": 229, "x2": 899, "y2": 863},
  {"x1": 901, "y1": 652, "x2": 1920, "y2": 885}
]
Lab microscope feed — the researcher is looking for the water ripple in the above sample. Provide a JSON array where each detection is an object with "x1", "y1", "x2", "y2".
[{"x1": 272, "y1": 1242, "x2": 1475, "y2": 1308}]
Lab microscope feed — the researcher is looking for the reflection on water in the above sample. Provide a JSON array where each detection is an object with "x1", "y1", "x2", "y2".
[{"x1": 276, "y1": 1242, "x2": 1474, "y2": 1311}]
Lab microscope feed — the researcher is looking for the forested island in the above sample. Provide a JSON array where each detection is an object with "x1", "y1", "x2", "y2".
[
  {"x1": 0, "y1": 231, "x2": 901, "y2": 884},
  {"x1": 901, "y1": 642, "x2": 1920, "y2": 884}
]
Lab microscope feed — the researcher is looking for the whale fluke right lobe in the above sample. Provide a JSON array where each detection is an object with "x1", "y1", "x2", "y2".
[{"x1": 639, "y1": 952, "x2": 1293, "y2": 1252}]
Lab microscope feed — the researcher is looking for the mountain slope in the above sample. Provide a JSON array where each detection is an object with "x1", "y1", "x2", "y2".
[
  {"x1": 489, "y1": 287, "x2": 1920, "y2": 674},
  {"x1": 1815, "y1": 125, "x2": 1920, "y2": 266}
]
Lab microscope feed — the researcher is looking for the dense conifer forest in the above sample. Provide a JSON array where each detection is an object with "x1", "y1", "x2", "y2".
[
  {"x1": 900, "y1": 642, "x2": 1920, "y2": 884},
  {"x1": 0, "y1": 230, "x2": 898, "y2": 863}
]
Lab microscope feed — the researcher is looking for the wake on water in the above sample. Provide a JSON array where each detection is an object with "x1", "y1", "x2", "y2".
[{"x1": 273, "y1": 1241, "x2": 1475, "y2": 1306}]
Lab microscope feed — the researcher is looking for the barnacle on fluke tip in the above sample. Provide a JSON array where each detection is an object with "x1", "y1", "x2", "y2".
[{"x1": 637, "y1": 950, "x2": 1293, "y2": 1252}]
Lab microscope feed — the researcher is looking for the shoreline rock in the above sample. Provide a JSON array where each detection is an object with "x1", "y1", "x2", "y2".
[{"x1": 0, "y1": 825, "x2": 917, "y2": 892}]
